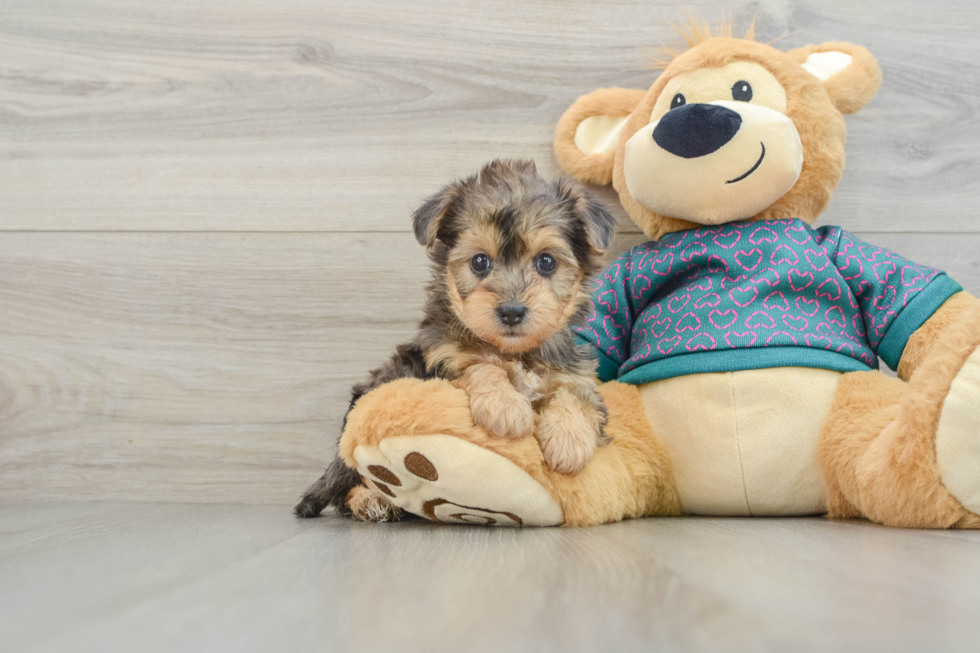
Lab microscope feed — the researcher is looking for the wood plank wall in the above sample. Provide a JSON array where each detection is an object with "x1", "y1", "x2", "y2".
[{"x1": 2, "y1": 0, "x2": 978, "y2": 503}]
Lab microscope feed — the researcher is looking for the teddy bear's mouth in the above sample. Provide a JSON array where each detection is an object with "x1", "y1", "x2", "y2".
[{"x1": 726, "y1": 142, "x2": 766, "y2": 184}]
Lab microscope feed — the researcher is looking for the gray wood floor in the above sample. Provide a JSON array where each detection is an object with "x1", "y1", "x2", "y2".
[{"x1": 1, "y1": 502, "x2": 978, "y2": 653}]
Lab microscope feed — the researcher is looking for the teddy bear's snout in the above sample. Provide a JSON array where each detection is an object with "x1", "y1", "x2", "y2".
[{"x1": 653, "y1": 103, "x2": 742, "y2": 159}]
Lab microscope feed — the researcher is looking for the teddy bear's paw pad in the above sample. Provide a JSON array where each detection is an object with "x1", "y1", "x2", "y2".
[
  {"x1": 936, "y1": 345, "x2": 980, "y2": 514},
  {"x1": 352, "y1": 434, "x2": 564, "y2": 527}
]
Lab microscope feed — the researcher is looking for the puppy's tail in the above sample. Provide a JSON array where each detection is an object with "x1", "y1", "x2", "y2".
[{"x1": 294, "y1": 456, "x2": 362, "y2": 518}]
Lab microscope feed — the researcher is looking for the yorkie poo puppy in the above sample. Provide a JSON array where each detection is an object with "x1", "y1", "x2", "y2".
[{"x1": 295, "y1": 158, "x2": 617, "y2": 521}]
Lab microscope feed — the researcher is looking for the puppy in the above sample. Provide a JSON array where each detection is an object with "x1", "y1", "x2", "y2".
[{"x1": 295, "y1": 158, "x2": 617, "y2": 521}]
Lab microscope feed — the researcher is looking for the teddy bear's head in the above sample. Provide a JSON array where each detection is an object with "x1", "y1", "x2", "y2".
[{"x1": 554, "y1": 29, "x2": 882, "y2": 240}]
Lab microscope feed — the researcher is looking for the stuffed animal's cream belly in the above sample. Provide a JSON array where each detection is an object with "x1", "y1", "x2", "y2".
[{"x1": 637, "y1": 367, "x2": 841, "y2": 516}]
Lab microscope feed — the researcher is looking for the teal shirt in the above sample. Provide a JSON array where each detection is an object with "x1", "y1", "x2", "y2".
[{"x1": 576, "y1": 219, "x2": 961, "y2": 384}]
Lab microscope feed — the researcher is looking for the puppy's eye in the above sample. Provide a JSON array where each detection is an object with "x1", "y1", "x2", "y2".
[
  {"x1": 670, "y1": 93, "x2": 686, "y2": 110},
  {"x1": 731, "y1": 80, "x2": 753, "y2": 102},
  {"x1": 535, "y1": 254, "x2": 557, "y2": 276},
  {"x1": 470, "y1": 253, "x2": 491, "y2": 275}
]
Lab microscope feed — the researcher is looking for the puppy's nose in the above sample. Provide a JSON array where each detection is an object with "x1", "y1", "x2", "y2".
[
  {"x1": 496, "y1": 303, "x2": 527, "y2": 326},
  {"x1": 653, "y1": 103, "x2": 742, "y2": 158}
]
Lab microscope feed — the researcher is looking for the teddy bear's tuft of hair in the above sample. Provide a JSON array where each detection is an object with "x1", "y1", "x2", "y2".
[{"x1": 646, "y1": 15, "x2": 758, "y2": 70}]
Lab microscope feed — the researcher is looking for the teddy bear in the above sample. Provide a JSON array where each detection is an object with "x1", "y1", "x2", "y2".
[{"x1": 335, "y1": 25, "x2": 980, "y2": 528}]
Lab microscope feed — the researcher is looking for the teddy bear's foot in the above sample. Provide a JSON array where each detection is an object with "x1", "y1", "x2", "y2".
[
  {"x1": 936, "y1": 345, "x2": 980, "y2": 515},
  {"x1": 350, "y1": 434, "x2": 564, "y2": 527}
]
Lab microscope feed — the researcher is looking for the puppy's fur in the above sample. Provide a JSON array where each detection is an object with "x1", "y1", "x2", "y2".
[{"x1": 295, "y1": 159, "x2": 617, "y2": 521}]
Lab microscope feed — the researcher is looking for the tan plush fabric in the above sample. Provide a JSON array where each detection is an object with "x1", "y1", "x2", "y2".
[
  {"x1": 555, "y1": 37, "x2": 877, "y2": 239},
  {"x1": 818, "y1": 302, "x2": 980, "y2": 528},
  {"x1": 554, "y1": 88, "x2": 647, "y2": 185},
  {"x1": 936, "y1": 347, "x2": 980, "y2": 515},
  {"x1": 638, "y1": 367, "x2": 837, "y2": 516},
  {"x1": 898, "y1": 292, "x2": 976, "y2": 380},
  {"x1": 623, "y1": 100, "x2": 803, "y2": 223},
  {"x1": 574, "y1": 114, "x2": 629, "y2": 155},
  {"x1": 786, "y1": 42, "x2": 882, "y2": 114},
  {"x1": 341, "y1": 378, "x2": 680, "y2": 527}
]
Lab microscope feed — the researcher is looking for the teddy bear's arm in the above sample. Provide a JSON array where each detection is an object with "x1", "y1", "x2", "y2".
[
  {"x1": 896, "y1": 291, "x2": 978, "y2": 381},
  {"x1": 826, "y1": 229, "x2": 963, "y2": 372}
]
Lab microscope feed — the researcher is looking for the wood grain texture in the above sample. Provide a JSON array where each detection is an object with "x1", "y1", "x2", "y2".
[
  {"x1": 1, "y1": 0, "x2": 980, "y2": 233},
  {"x1": 1, "y1": 0, "x2": 980, "y2": 503},
  {"x1": 1, "y1": 503, "x2": 980, "y2": 653},
  {"x1": 0, "y1": 232, "x2": 977, "y2": 504}
]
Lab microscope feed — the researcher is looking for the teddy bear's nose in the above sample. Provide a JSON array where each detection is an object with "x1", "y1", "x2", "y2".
[{"x1": 653, "y1": 103, "x2": 742, "y2": 158}]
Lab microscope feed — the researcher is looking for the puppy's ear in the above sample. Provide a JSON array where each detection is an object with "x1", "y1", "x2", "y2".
[
  {"x1": 786, "y1": 42, "x2": 882, "y2": 114},
  {"x1": 556, "y1": 177, "x2": 617, "y2": 253},
  {"x1": 412, "y1": 183, "x2": 458, "y2": 247}
]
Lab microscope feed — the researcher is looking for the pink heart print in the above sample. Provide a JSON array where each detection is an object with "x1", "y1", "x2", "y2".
[
  {"x1": 650, "y1": 318, "x2": 672, "y2": 337},
  {"x1": 650, "y1": 252, "x2": 674, "y2": 276},
  {"x1": 708, "y1": 308, "x2": 738, "y2": 329},
  {"x1": 815, "y1": 278, "x2": 842, "y2": 301},
  {"x1": 712, "y1": 230, "x2": 742, "y2": 249},
  {"x1": 676, "y1": 312, "x2": 703, "y2": 333},
  {"x1": 667, "y1": 293, "x2": 692, "y2": 313},
  {"x1": 734, "y1": 248, "x2": 763, "y2": 271},
  {"x1": 685, "y1": 332, "x2": 717, "y2": 352},
  {"x1": 764, "y1": 291, "x2": 790, "y2": 312},
  {"x1": 766, "y1": 330, "x2": 799, "y2": 345},
  {"x1": 658, "y1": 335, "x2": 683, "y2": 355},
  {"x1": 804, "y1": 248, "x2": 831, "y2": 272},
  {"x1": 745, "y1": 310, "x2": 776, "y2": 329},
  {"x1": 729, "y1": 285, "x2": 760, "y2": 307},
  {"x1": 681, "y1": 241, "x2": 708, "y2": 262},
  {"x1": 795, "y1": 296, "x2": 819, "y2": 317},
  {"x1": 784, "y1": 223, "x2": 810, "y2": 245},
  {"x1": 788, "y1": 268, "x2": 815, "y2": 290},
  {"x1": 724, "y1": 330, "x2": 758, "y2": 347},
  {"x1": 782, "y1": 314, "x2": 809, "y2": 331},
  {"x1": 694, "y1": 293, "x2": 722, "y2": 309},
  {"x1": 770, "y1": 244, "x2": 800, "y2": 266},
  {"x1": 749, "y1": 224, "x2": 778, "y2": 245}
]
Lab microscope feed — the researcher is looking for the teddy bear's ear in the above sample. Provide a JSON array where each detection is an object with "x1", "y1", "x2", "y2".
[
  {"x1": 786, "y1": 42, "x2": 882, "y2": 114},
  {"x1": 554, "y1": 88, "x2": 647, "y2": 186}
]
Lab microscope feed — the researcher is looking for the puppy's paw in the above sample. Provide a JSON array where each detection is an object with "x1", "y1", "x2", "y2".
[
  {"x1": 347, "y1": 486, "x2": 403, "y2": 522},
  {"x1": 535, "y1": 389, "x2": 605, "y2": 475},
  {"x1": 469, "y1": 387, "x2": 535, "y2": 439}
]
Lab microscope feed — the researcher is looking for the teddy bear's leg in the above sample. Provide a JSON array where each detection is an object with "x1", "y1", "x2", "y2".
[
  {"x1": 818, "y1": 301, "x2": 980, "y2": 529},
  {"x1": 339, "y1": 378, "x2": 680, "y2": 527}
]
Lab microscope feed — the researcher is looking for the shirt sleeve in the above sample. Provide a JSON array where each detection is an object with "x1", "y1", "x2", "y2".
[
  {"x1": 574, "y1": 249, "x2": 638, "y2": 382},
  {"x1": 827, "y1": 228, "x2": 962, "y2": 370}
]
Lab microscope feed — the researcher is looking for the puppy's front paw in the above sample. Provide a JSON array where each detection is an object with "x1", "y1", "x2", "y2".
[
  {"x1": 535, "y1": 390, "x2": 606, "y2": 475},
  {"x1": 469, "y1": 387, "x2": 535, "y2": 439},
  {"x1": 347, "y1": 486, "x2": 402, "y2": 522}
]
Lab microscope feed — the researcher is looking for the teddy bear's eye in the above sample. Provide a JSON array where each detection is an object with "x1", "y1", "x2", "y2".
[
  {"x1": 670, "y1": 93, "x2": 686, "y2": 110},
  {"x1": 732, "y1": 80, "x2": 753, "y2": 102}
]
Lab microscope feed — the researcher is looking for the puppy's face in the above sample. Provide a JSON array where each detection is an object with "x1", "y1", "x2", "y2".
[
  {"x1": 446, "y1": 216, "x2": 584, "y2": 352},
  {"x1": 413, "y1": 159, "x2": 616, "y2": 353}
]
